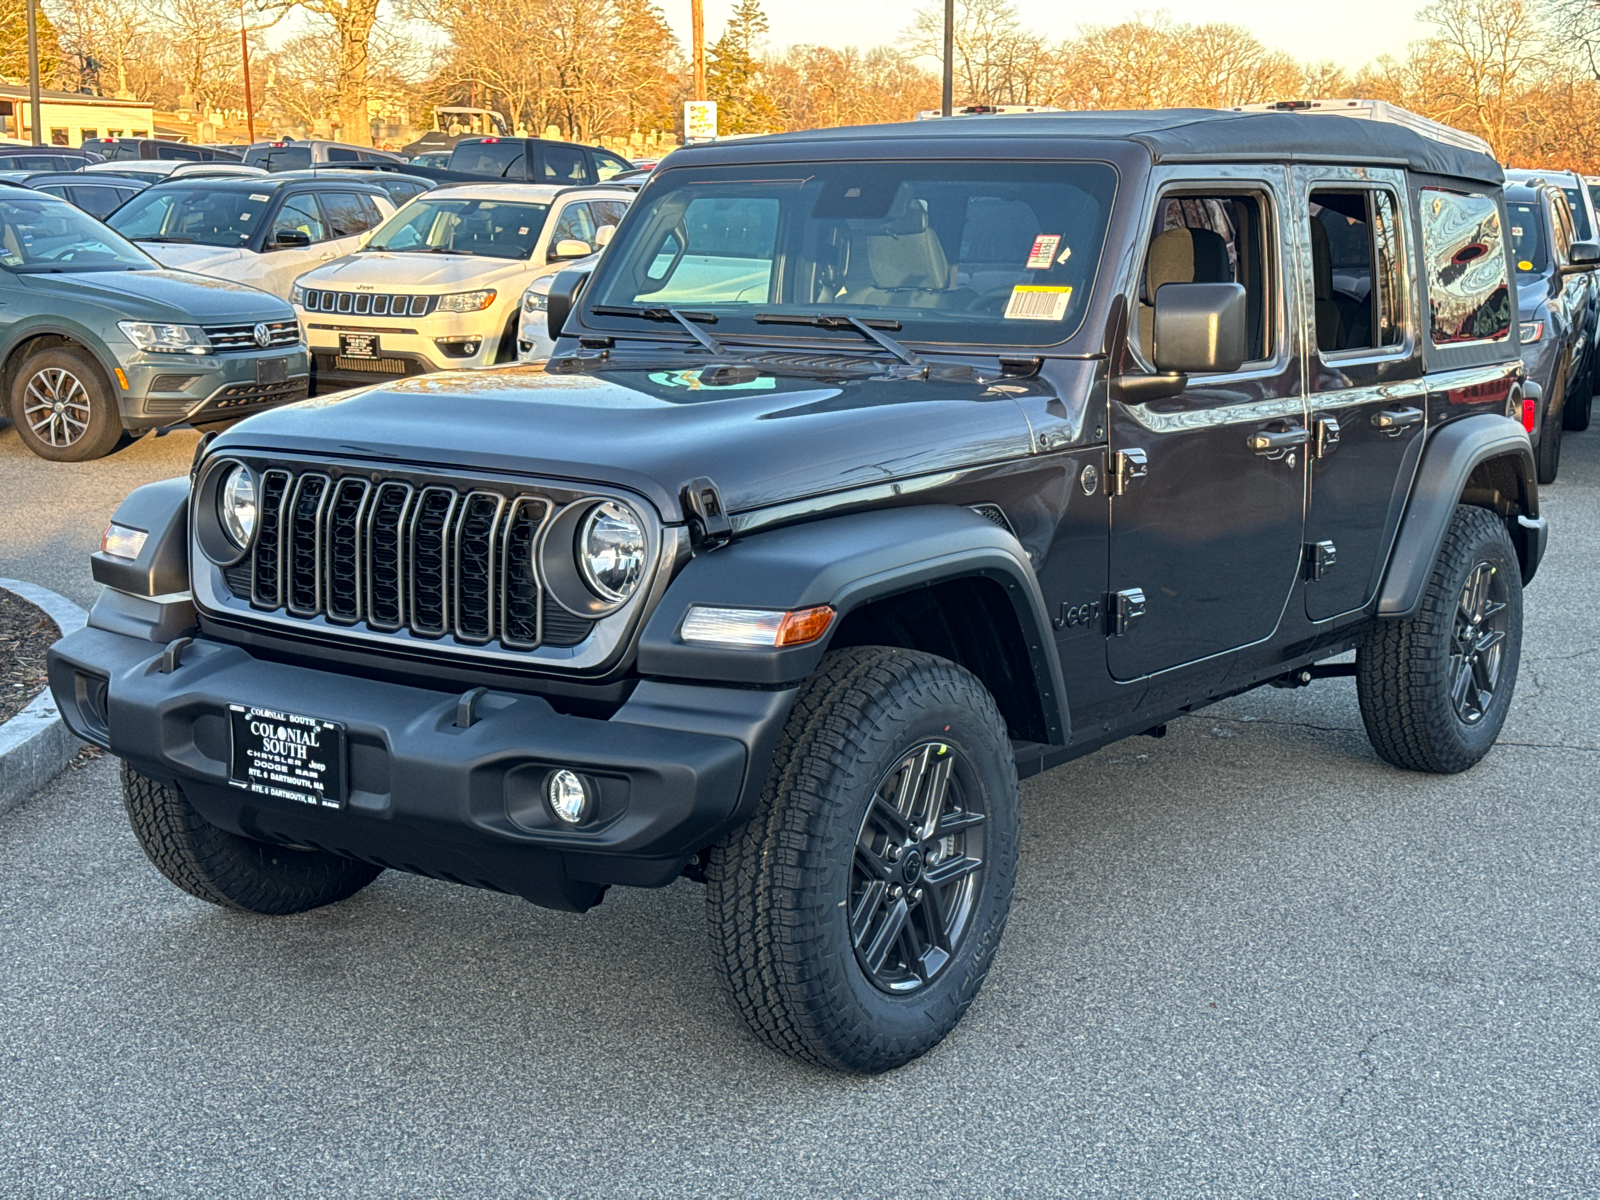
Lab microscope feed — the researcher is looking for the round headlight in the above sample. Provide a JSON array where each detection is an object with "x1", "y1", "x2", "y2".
[
  {"x1": 218, "y1": 463, "x2": 257, "y2": 549},
  {"x1": 576, "y1": 500, "x2": 646, "y2": 604}
]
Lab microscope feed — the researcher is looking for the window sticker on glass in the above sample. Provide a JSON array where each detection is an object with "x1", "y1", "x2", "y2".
[
  {"x1": 1519, "y1": 260, "x2": 1534, "y2": 270},
  {"x1": 1004, "y1": 285, "x2": 1072, "y2": 321},
  {"x1": 1026, "y1": 234, "x2": 1061, "y2": 269},
  {"x1": 250, "y1": 193, "x2": 270, "y2": 201},
  {"x1": 1057, "y1": 244, "x2": 1072, "y2": 264},
  {"x1": 1512, "y1": 226, "x2": 1523, "y2": 236}
]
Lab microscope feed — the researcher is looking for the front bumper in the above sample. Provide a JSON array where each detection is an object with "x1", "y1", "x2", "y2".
[
  {"x1": 116, "y1": 345, "x2": 311, "y2": 431},
  {"x1": 299, "y1": 304, "x2": 512, "y2": 388},
  {"x1": 49, "y1": 624, "x2": 795, "y2": 911}
]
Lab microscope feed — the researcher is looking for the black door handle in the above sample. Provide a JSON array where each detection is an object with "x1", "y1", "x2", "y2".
[
  {"x1": 1372, "y1": 407, "x2": 1423, "y2": 431},
  {"x1": 1247, "y1": 425, "x2": 1310, "y2": 453}
]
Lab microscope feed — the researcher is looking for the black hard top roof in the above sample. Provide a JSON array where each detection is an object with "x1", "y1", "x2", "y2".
[{"x1": 680, "y1": 109, "x2": 1503, "y2": 186}]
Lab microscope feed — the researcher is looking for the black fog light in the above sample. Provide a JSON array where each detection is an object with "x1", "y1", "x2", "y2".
[{"x1": 547, "y1": 769, "x2": 593, "y2": 824}]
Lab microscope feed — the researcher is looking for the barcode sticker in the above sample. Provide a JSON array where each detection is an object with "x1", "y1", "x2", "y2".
[{"x1": 1004, "y1": 285, "x2": 1073, "y2": 321}]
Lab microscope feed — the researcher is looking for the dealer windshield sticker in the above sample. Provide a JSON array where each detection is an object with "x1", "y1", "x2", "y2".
[
  {"x1": 1026, "y1": 234, "x2": 1062, "y2": 269},
  {"x1": 1519, "y1": 260, "x2": 1535, "y2": 270},
  {"x1": 1057, "y1": 244, "x2": 1072, "y2": 264},
  {"x1": 648, "y1": 368, "x2": 777, "y2": 391},
  {"x1": 1004, "y1": 285, "x2": 1073, "y2": 321},
  {"x1": 249, "y1": 193, "x2": 270, "y2": 201},
  {"x1": 519, "y1": 227, "x2": 529, "y2": 235},
  {"x1": 1512, "y1": 225, "x2": 1523, "y2": 236}
]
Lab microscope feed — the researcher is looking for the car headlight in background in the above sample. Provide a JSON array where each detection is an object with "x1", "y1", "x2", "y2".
[
  {"x1": 577, "y1": 501, "x2": 646, "y2": 603},
  {"x1": 1519, "y1": 320, "x2": 1544, "y2": 343},
  {"x1": 218, "y1": 463, "x2": 257, "y2": 549},
  {"x1": 289, "y1": 284, "x2": 305, "y2": 306},
  {"x1": 436, "y1": 289, "x2": 498, "y2": 313},
  {"x1": 522, "y1": 289, "x2": 549, "y2": 313},
  {"x1": 117, "y1": 321, "x2": 212, "y2": 355}
]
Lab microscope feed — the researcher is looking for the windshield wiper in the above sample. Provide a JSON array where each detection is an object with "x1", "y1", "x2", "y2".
[
  {"x1": 753, "y1": 312, "x2": 926, "y2": 372},
  {"x1": 134, "y1": 236, "x2": 195, "y2": 244},
  {"x1": 592, "y1": 304, "x2": 727, "y2": 354}
]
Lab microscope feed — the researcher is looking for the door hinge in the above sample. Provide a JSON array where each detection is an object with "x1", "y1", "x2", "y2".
[
  {"x1": 681, "y1": 476, "x2": 731, "y2": 551},
  {"x1": 1106, "y1": 588, "x2": 1147, "y2": 636},
  {"x1": 1304, "y1": 540, "x2": 1337, "y2": 580},
  {"x1": 1106, "y1": 448, "x2": 1148, "y2": 496},
  {"x1": 1314, "y1": 416, "x2": 1341, "y2": 459}
]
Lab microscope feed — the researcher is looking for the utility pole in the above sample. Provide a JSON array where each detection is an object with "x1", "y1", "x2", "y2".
[
  {"x1": 24, "y1": 0, "x2": 42, "y2": 146},
  {"x1": 240, "y1": 0, "x2": 256, "y2": 143},
  {"x1": 941, "y1": 0, "x2": 954, "y2": 117},
  {"x1": 691, "y1": 0, "x2": 705, "y2": 101}
]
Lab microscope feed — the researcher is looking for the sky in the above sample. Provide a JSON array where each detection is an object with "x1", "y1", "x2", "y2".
[{"x1": 662, "y1": 0, "x2": 1435, "y2": 74}]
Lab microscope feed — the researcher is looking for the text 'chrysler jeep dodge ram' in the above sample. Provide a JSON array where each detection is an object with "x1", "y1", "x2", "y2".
[{"x1": 50, "y1": 110, "x2": 1551, "y2": 1073}]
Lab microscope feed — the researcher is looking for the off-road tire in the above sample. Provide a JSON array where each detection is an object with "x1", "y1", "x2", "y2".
[
  {"x1": 121, "y1": 760, "x2": 382, "y2": 914},
  {"x1": 9, "y1": 346, "x2": 123, "y2": 462},
  {"x1": 1356, "y1": 505, "x2": 1522, "y2": 774},
  {"x1": 1536, "y1": 365, "x2": 1564, "y2": 484},
  {"x1": 704, "y1": 646, "x2": 1020, "y2": 1073}
]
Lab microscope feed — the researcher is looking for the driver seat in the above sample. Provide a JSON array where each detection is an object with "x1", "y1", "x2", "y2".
[{"x1": 840, "y1": 200, "x2": 958, "y2": 309}]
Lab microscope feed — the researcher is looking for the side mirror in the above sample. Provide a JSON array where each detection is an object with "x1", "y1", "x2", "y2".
[
  {"x1": 594, "y1": 224, "x2": 616, "y2": 248},
  {"x1": 548, "y1": 238, "x2": 592, "y2": 263},
  {"x1": 1153, "y1": 282, "x2": 1247, "y2": 374},
  {"x1": 546, "y1": 267, "x2": 594, "y2": 340},
  {"x1": 1563, "y1": 240, "x2": 1600, "y2": 273},
  {"x1": 271, "y1": 228, "x2": 312, "y2": 249}
]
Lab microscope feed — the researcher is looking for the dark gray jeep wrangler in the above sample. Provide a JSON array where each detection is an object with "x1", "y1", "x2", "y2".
[{"x1": 50, "y1": 110, "x2": 1548, "y2": 1073}]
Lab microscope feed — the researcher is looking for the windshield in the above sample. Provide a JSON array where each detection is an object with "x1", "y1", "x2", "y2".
[
  {"x1": 365, "y1": 197, "x2": 550, "y2": 257},
  {"x1": 0, "y1": 195, "x2": 151, "y2": 271},
  {"x1": 584, "y1": 160, "x2": 1117, "y2": 347},
  {"x1": 1560, "y1": 187, "x2": 1592, "y2": 240},
  {"x1": 1508, "y1": 203, "x2": 1547, "y2": 274},
  {"x1": 245, "y1": 146, "x2": 311, "y2": 171},
  {"x1": 108, "y1": 187, "x2": 271, "y2": 247}
]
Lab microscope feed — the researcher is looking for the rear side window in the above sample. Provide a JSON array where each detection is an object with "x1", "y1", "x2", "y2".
[
  {"x1": 318, "y1": 191, "x2": 379, "y2": 237},
  {"x1": 63, "y1": 185, "x2": 124, "y2": 219},
  {"x1": 541, "y1": 145, "x2": 587, "y2": 185},
  {"x1": 155, "y1": 144, "x2": 204, "y2": 161},
  {"x1": 271, "y1": 194, "x2": 328, "y2": 243},
  {"x1": 454, "y1": 141, "x2": 523, "y2": 177},
  {"x1": 1560, "y1": 187, "x2": 1592, "y2": 240},
  {"x1": 1307, "y1": 188, "x2": 1405, "y2": 353},
  {"x1": 1419, "y1": 188, "x2": 1511, "y2": 346},
  {"x1": 327, "y1": 147, "x2": 359, "y2": 162}
]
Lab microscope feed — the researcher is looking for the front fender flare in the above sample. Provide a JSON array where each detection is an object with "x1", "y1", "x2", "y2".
[
  {"x1": 1376, "y1": 415, "x2": 1542, "y2": 619},
  {"x1": 637, "y1": 505, "x2": 1069, "y2": 744}
]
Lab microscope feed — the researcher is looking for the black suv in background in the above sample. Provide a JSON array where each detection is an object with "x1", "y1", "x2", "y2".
[
  {"x1": 52, "y1": 111, "x2": 1547, "y2": 1074},
  {"x1": 1506, "y1": 179, "x2": 1599, "y2": 481}
]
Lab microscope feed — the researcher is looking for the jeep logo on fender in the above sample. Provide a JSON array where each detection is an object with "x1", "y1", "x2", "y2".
[{"x1": 1054, "y1": 600, "x2": 1102, "y2": 631}]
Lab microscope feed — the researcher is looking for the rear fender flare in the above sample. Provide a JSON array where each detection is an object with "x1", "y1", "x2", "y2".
[{"x1": 1376, "y1": 415, "x2": 1542, "y2": 618}]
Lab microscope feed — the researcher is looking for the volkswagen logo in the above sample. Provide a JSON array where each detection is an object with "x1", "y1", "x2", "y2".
[{"x1": 252, "y1": 322, "x2": 271, "y2": 348}]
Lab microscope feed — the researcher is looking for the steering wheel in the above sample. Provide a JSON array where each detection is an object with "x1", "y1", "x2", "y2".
[{"x1": 968, "y1": 285, "x2": 1019, "y2": 314}]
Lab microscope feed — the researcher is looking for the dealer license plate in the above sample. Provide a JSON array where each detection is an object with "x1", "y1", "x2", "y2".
[
  {"x1": 228, "y1": 704, "x2": 347, "y2": 809},
  {"x1": 340, "y1": 332, "x2": 379, "y2": 359},
  {"x1": 256, "y1": 356, "x2": 289, "y2": 385}
]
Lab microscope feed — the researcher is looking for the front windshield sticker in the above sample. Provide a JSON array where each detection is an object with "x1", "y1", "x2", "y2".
[
  {"x1": 1519, "y1": 260, "x2": 1534, "y2": 271},
  {"x1": 249, "y1": 194, "x2": 269, "y2": 201},
  {"x1": 1026, "y1": 234, "x2": 1061, "y2": 269},
  {"x1": 648, "y1": 368, "x2": 776, "y2": 391},
  {"x1": 1004, "y1": 285, "x2": 1072, "y2": 321}
]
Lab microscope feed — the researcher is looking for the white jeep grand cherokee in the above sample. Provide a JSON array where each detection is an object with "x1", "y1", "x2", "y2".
[{"x1": 290, "y1": 183, "x2": 630, "y2": 390}]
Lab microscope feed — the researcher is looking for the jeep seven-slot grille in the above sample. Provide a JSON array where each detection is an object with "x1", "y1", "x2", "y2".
[
  {"x1": 233, "y1": 469, "x2": 591, "y2": 650},
  {"x1": 301, "y1": 290, "x2": 437, "y2": 317}
]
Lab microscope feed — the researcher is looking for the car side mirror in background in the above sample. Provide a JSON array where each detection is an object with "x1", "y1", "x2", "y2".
[
  {"x1": 548, "y1": 238, "x2": 592, "y2": 263},
  {"x1": 1563, "y1": 240, "x2": 1600, "y2": 273},
  {"x1": 271, "y1": 229, "x2": 312, "y2": 249},
  {"x1": 546, "y1": 267, "x2": 594, "y2": 340},
  {"x1": 594, "y1": 224, "x2": 616, "y2": 248}
]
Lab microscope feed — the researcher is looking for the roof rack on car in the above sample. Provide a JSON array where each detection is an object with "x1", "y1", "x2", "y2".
[{"x1": 1231, "y1": 99, "x2": 1493, "y2": 157}]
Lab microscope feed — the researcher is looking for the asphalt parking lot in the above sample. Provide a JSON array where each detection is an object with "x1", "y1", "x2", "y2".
[{"x1": 2, "y1": 414, "x2": 1598, "y2": 1198}]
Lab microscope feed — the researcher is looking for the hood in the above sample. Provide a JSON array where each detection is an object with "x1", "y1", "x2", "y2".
[
  {"x1": 21, "y1": 266, "x2": 289, "y2": 323},
  {"x1": 138, "y1": 243, "x2": 252, "y2": 277},
  {"x1": 298, "y1": 251, "x2": 532, "y2": 291},
  {"x1": 212, "y1": 361, "x2": 1046, "y2": 520}
]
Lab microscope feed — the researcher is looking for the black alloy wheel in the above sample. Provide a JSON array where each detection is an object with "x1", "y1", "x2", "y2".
[
  {"x1": 1448, "y1": 560, "x2": 1510, "y2": 724},
  {"x1": 850, "y1": 741, "x2": 987, "y2": 994}
]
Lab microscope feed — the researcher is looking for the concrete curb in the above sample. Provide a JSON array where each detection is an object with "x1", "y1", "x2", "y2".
[{"x1": 0, "y1": 578, "x2": 89, "y2": 820}]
